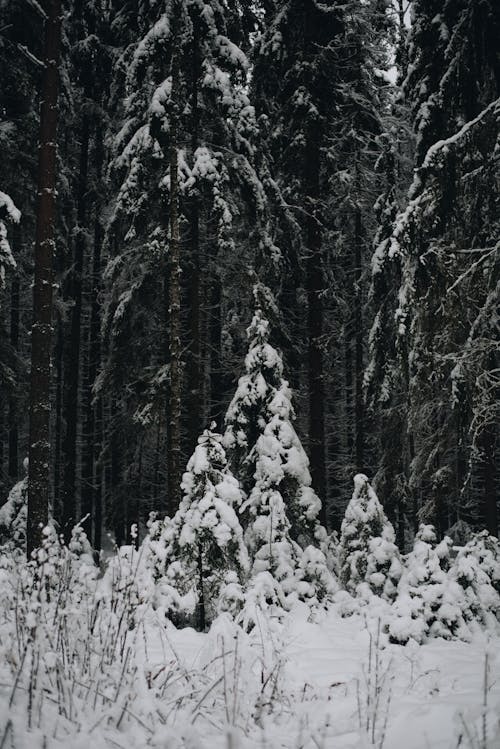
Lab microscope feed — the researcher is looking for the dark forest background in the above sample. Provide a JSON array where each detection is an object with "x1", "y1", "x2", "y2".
[{"x1": 0, "y1": 0, "x2": 498, "y2": 552}]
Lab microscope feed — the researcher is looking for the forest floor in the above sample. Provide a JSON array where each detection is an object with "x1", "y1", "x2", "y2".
[{"x1": 2, "y1": 594, "x2": 499, "y2": 749}]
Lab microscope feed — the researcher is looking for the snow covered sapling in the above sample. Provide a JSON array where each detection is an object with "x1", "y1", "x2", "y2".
[
  {"x1": 0, "y1": 190, "x2": 19, "y2": 290},
  {"x1": 339, "y1": 474, "x2": 402, "y2": 601},
  {"x1": 389, "y1": 524, "x2": 469, "y2": 644},
  {"x1": 0, "y1": 460, "x2": 28, "y2": 551},
  {"x1": 224, "y1": 288, "x2": 323, "y2": 547},
  {"x1": 150, "y1": 426, "x2": 249, "y2": 629},
  {"x1": 449, "y1": 531, "x2": 500, "y2": 628},
  {"x1": 224, "y1": 291, "x2": 335, "y2": 613}
]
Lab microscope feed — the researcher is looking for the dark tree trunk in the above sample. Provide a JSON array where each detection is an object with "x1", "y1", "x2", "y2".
[
  {"x1": 61, "y1": 113, "x2": 89, "y2": 538},
  {"x1": 81, "y1": 125, "x2": 104, "y2": 548},
  {"x1": 186, "y1": 22, "x2": 202, "y2": 451},
  {"x1": 305, "y1": 136, "x2": 327, "y2": 527},
  {"x1": 354, "y1": 204, "x2": 364, "y2": 471},
  {"x1": 53, "y1": 312, "x2": 63, "y2": 514},
  {"x1": 27, "y1": 0, "x2": 62, "y2": 557},
  {"x1": 8, "y1": 272, "x2": 20, "y2": 478},
  {"x1": 197, "y1": 543, "x2": 206, "y2": 631},
  {"x1": 167, "y1": 18, "x2": 182, "y2": 513},
  {"x1": 208, "y1": 276, "x2": 224, "y2": 424},
  {"x1": 482, "y1": 422, "x2": 498, "y2": 536}
]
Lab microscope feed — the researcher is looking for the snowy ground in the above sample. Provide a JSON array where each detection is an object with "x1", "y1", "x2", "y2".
[
  {"x1": 144, "y1": 605, "x2": 500, "y2": 749},
  {"x1": 3, "y1": 594, "x2": 498, "y2": 749}
]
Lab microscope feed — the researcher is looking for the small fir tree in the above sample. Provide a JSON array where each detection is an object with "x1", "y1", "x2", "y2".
[
  {"x1": 339, "y1": 474, "x2": 402, "y2": 601},
  {"x1": 389, "y1": 524, "x2": 470, "y2": 644},
  {"x1": 149, "y1": 426, "x2": 249, "y2": 629},
  {"x1": 224, "y1": 286, "x2": 323, "y2": 547},
  {"x1": 449, "y1": 531, "x2": 500, "y2": 628},
  {"x1": 224, "y1": 290, "x2": 336, "y2": 614},
  {"x1": 0, "y1": 477, "x2": 27, "y2": 551},
  {"x1": 0, "y1": 191, "x2": 19, "y2": 290}
]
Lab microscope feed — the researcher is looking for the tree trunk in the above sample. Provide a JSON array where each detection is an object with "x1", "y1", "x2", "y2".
[
  {"x1": 305, "y1": 136, "x2": 327, "y2": 527},
  {"x1": 8, "y1": 271, "x2": 20, "y2": 478},
  {"x1": 61, "y1": 113, "x2": 89, "y2": 538},
  {"x1": 354, "y1": 204, "x2": 364, "y2": 471},
  {"x1": 81, "y1": 125, "x2": 104, "y2": 548},
  {"x1": 186, "y1": 21, "x2": 202, "y2": 452},
  {"x1": 167, "y1": 19, "x2": 182, "y2": 513},
  {"x1": 27, "y1": 0, "x2": 62, "y2": 557},
  {"x1": 197, "y1": 543, "x2": 206, "y2": 631},
  {"x1": 481, "y1": 422, "x2": 498, "y2": 536},
  {"x1": 208, "y1": 275, "x2": 224, "y2": 424}
]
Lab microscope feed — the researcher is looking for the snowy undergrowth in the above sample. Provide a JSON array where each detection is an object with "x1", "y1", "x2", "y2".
[{"x1": 1, "y1": 540, "x2": 500, "y2": 749}]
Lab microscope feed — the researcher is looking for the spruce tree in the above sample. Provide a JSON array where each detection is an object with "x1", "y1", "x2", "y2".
[
  {"x1": 391, "y1": 0, "x2": 500, "y2": 535},
  {"x1": 224, "y1": 285, "x2": 323, "y2": 547},
  {"x1": 251, "y1": 0, "x2": 345, "y2": 523},
  {"x1": 224, "y1": 286, "x2": 335, "y2": 612},
  {"x1": 338, "y1": 473, "x2": 402, "y2": 601},
  {"x1": 0, "y1": 193, "x2": 19, "y2": 291},
  {"x1": 389, "y1": 524, "x2": 470, "y2": 643},
  {"x1": 100, "y1": 0, "x2": 271, "y2": 525},
  {"x1": 148, "y1": 426, "x2": 249, "y2": 629}
]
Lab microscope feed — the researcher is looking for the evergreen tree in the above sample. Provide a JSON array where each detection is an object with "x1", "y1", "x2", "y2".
[
  {"x1": 390, "y1": 0, "x2": 500, "y2": 536},
  {"x1": 449, "y1": 531, "x2": 500, "y2": 627},
  {"x1": 251, "y1": 0, "x2": 345, "y2": 523},
  {"x1": 224, "y1": 285, "x2": 323, "y2": 547},
  {"x1": 0, "y1": 192, "x2": 19, "y2": 293},
  {"x1": 224, "y1": 287, "x2": 335, "y2": 613},
  {"x1": 389, "y1": 524, "x2": 471, "y2": 643},
  {"x1": 338, "y1": 473, "x2": 402, "y2": 600},
  {"x1": 0, "y1": 0, "x2": 41, "y2": 499},
  {"x1": 100, "y1": 0, "x2": 271, "y2": 527},
  {"x1": 148, "y1": 425, "x2": 249, "y2": 629}
]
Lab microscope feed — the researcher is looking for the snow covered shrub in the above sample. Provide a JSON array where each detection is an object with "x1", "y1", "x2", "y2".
[
  {"x1": 389, "y1": 524, "x2": 470, "y2": 644},
  {"x1": 339, "y1": 474, "x2": 402, "y2": 601},
  {"x1": 449, "y1": 531, "x2": 500, "y2": 628},
  {"x1": 0, "y1": 475, "x2": 27, "y2": 551},
  {"x1": 224, "y1": 286, "x2": 323, "y2": 547},
  {"x1": 148, "y1": 427, "x2": 249, "y2": 629}
]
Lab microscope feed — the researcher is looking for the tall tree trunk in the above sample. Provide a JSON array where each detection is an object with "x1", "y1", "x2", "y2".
[
  {"x1": 208, "y1": 275, "x2": 224, "y2": 423},
  {"x1": 81, "y1": 125, "x2": 104, "y2": 548},
  {"x1": 61, "y1": 113, "x2": 89, "y2": 538},
  {"x1": 481, "y1": 422, "x2": 498, "y2": 536},
  {"x1": 305, "y1": 136, "x2": 327, "y2": 527},
  {"x1": 167, "y1": 19, "x2": 182, "y2": 513},
  {"x1": 481, "y1": 354, "x2": 498, "y2": 536},
  {"x1": 186, "y1": 21, "x2": 202, "y2": 451},
  {"x1": 354, "y1": 204, "x2": 364, "y2": 471},
  {"x1": 27, "y1": 0, "x2": 62, "y2": 557},
  {"x1": 8, "y1": 270, "x2": 19, "y2": 478}
]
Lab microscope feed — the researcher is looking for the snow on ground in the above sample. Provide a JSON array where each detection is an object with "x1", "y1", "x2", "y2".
[
  {"x1": 1, "y1": 596, "x2": 499, "y2": 749},
  {"x1": 133, "y1": 604, "x2": 500, "y2": 748}
]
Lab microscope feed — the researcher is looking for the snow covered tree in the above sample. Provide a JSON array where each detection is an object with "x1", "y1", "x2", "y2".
[
  {"x1": 449, "y1": 531, "x2": 500, "y2": 628},
  {"x1": 389, "y1": 0, "x2": 500, "y2": 535},
  {"x1": 0, "y1": 476, "x2": 27, "y2": 551},
  {"x1": 0, "y1": 192, "x2": 19, "y2": 292},
  {"x1": 389, "y1": 524, "x2": 471, "y2": 643},
  {"x1": 251, "y1": 0, "x2": 345, "y2": 520},
  {"x1": 148, "y1": 426, "x2": 249, "y2": 629},
  {"x1": 224, "y1": 287, "x2": 335, "y2": 613},
  {"x1": 224, "y1": 285, "x2": 323, "y2": 547},
  {"x1": 100, "y1": 0, "x2": 273, "y2": 523},
  {"x1": 339, "y1": 473, "x2": 402, "y2": 601},
  {"x1": 364, "y1": 106, "x2": 414, "y2": 548}
]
